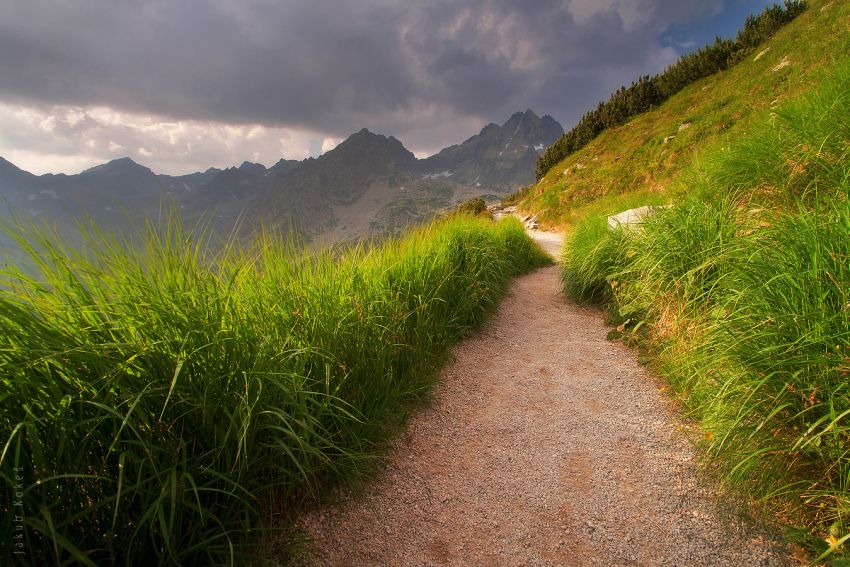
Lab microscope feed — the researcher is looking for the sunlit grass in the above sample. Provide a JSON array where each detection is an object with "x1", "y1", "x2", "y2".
[
  {"x1": 0, "y1": 214, "x2": 550, "y2": 565},
  {"x1": 560, "y1": 60, "x2": 850, "y2": 559}
]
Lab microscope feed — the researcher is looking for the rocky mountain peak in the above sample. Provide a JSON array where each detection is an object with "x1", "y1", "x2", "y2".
[
  {"x1": 508, "y1": 109, "x2": 540, "y2": 123},
  {"x1": 81, "y1": 157, "x2": 154, "y2": 178},
  {"x1": 332, "y1": 128, "x2": 416, "y2": 166},
  {"x1": 420, "y1": 109, "x2": 564, "y2": 190},
  {"x1": 269, "y1": 158, "x2": 299, "y2": 176},
  {"x1": 238, "y1": 161, "x2": 266, "y2": 176}
]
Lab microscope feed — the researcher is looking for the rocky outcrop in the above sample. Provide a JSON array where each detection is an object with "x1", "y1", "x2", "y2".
[{"x1": 607, "y1": 205, "x2": 671, "y2": 231}]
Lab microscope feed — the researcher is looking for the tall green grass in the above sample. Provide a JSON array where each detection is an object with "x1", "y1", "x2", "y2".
[
  {"x1": 561, "y1": 61, "x2": 850, "y2": 558},
  {"x1": 0, "y1": 214, "x2": 549, "y2": 565}
]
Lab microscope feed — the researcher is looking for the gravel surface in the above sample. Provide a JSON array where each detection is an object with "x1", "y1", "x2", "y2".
[{"x1": 297, "y1": 233, "x2": 791, "y2": 566}]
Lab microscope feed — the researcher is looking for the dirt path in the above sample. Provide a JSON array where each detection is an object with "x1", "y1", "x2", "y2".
[{"x1": 298, "y1": 232, "x2": 789, "y2": 566}]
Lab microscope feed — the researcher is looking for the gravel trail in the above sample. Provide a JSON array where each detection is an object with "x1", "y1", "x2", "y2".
[{"x1": 298, "y1": 231, "x2": 790, "y2": 566}]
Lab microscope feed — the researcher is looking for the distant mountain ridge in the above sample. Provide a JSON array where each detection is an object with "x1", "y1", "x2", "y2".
[
  {"x1": 422, "y1": 110, "x2": 563, "y2": 191},
  {"x1": 0, "y1": 110, "x2": 563, "y2": 243}
]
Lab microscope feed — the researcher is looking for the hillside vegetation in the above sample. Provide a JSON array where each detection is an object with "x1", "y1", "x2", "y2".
[
  {"x1": 560, "y1": 37, "x2": 850, "y2": 562},
  {"x1": 513, "y1": 0, "x2": 849, "y2": 228},
  {"x1": 0, "y1": 214, "x2": 549, "y2": 565},
  {"x1": 534, "y1": 1, "x2": 805, "y2": 181}
]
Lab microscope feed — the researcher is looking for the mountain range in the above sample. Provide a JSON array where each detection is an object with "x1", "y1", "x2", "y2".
[{"x1": 0, "y1": 110, "x2": 562, "y2": 245}]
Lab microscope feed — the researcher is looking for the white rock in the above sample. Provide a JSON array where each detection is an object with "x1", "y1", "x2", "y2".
[
  {"x1": 753, "y1": 47, "x2": 771, "y2": 62},
  {"x1": 772, "y1": 56, "x2": 791, "y2": 72},
  {"x1": 607, "y1": 205, "x2": 670, "y2": 231}
]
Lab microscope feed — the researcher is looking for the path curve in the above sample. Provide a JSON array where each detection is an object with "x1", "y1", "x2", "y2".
[{"x1": 298, "y1": 231, "x2": 789, "y2": 566}]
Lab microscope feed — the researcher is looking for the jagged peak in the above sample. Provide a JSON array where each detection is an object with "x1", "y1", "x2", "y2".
[
  {"x1": 82, "y1": 157, "x2": 153, "y2": 176},
  {"x1": 239, "y1": 160, "x2": 265, "y2": 169},
  {"x1": 238, "y1": 161, "x2": 266, "y2": 175},
  {"x1": 480, "y1": 122, "x2": 500, "y2": 135},
  {"x1": 340, "y1": 128, "x2": 407, "y2": 150}
]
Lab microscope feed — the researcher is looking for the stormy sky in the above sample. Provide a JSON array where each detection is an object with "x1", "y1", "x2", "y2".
[{"x1": 0, "y1": 0, "x2": 772, "y2": 175}]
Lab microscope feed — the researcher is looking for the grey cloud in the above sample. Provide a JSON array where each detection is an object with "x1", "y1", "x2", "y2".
[{"x1": 0, "y1": 0, "x2": 737, "y2": 157}]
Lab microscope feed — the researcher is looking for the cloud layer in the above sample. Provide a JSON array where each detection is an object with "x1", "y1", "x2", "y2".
[{"x1": 0, "y1": 0, "x2": 751, "y2": 174}]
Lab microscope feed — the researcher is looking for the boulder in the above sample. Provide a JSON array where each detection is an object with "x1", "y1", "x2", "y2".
[
  {"x1": 772, "y1": 55, "x2": 791, "y2": 72},
  {"x1": 607, "y1": 205, "x2": 671, "y2": 231}
]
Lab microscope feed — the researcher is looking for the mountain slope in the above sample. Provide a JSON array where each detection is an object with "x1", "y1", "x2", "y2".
[
  {"x1": 245, "y1": 128, "x2": 419, "y2": 234},
  {"x1": 421, "y1": 109, "x2": 563, "y2": 191},
  {"x1": 514, "y1": 0, "x2": 850, "y2": 227}
]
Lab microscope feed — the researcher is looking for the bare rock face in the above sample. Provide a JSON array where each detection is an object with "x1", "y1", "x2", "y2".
[
  {"x1": 420, "y1": 109, "x2": 564, "y2": 193},
  {"x1": 607, "y1": 205, "x2": 671, "y2": 231}
]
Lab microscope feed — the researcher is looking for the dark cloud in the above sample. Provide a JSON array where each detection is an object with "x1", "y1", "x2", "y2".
[{"x1": 0, "y1": 0, "x2": 760, "y2": 170}]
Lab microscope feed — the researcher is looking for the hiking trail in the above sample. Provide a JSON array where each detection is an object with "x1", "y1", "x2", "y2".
[{"x1": 298, "y1": 226, "x2": 790, "y2": 566}]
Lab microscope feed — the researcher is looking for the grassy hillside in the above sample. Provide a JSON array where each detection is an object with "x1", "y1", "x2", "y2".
[
  {"x1": 559, "y1": 40, "x2": 850, "y2": 562},
  {"x1": 0, "y1": 214, "x2": 549, "y2": 565},
  {"x1": 513, "y1": 0, "x2": 850, "y2": 228}
]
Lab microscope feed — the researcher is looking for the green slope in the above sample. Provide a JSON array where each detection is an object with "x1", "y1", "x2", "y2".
[{"x1": 514, "y1": 0, "x2": 850, "y2": 227}]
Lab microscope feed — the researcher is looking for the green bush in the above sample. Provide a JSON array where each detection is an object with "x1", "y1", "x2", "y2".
[{"x1": 450, "y1": 197, "x2": 490, "y2": 218}]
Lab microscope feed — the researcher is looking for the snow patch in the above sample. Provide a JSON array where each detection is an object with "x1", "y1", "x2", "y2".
[
  {"x1": 422, "y1": 171, "x2": 453, "y2": 180},
  {"x1": 29, "y1": 190, "x2": 58, "y2": 200}
]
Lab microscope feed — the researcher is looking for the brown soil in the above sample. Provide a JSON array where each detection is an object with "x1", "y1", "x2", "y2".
[{"x1": 297, "y1": 234, "x2": 790, "y2": 566}]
